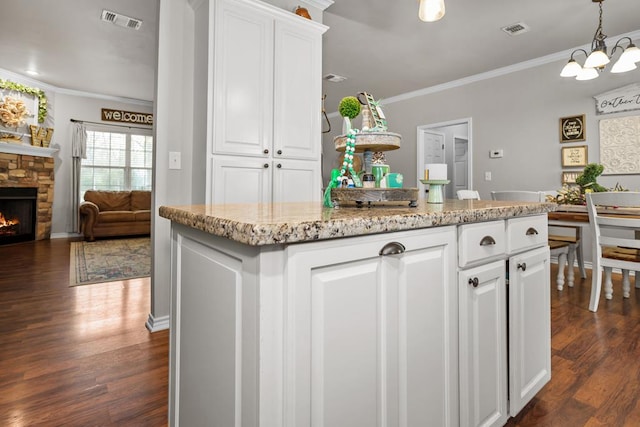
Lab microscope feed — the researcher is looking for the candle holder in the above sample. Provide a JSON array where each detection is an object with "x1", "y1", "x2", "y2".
[{"x1": 420, "y1": 179, "x2": 450, "y2": 204}]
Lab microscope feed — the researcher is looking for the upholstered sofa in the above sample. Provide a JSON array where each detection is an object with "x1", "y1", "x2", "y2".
[{"x1": 79, "y1": 190, "x2": 151, "y2": 241}]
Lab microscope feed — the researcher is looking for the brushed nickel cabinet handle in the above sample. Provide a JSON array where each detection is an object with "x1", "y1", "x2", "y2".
[
  {"x1": 518, "y1": 263, "x2": 527, "y2": 271},
  {"x1": 469, "y1": 277, "x2": 479, "y2": 287},
  {"x1": 277, "y1": 149, "x2": 282, "y2": 155},
  {"x1": 526, "y1": 227, "x2": 539, "y2": 235},
  {"x1": 263, "y1": 163, "x2": 269, "y2": 168},
  {"x1": 263, "y1": 149, "x2": 269, "y2": 154},
  {"x1": 479, "y1": 236, "x2": 496, "y2": 246},
  {"x1": 379, "y1": 242, "x2": 406, "y2": 256}
]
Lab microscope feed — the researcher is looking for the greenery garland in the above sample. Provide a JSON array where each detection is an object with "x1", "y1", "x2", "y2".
[{"x1": 0, "y1": 79, "x2": 47, "y2": 123}]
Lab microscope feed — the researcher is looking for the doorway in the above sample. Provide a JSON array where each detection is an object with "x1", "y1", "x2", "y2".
[{"x1": 417, "y1": 118, "x2": 472, "y2": 199}]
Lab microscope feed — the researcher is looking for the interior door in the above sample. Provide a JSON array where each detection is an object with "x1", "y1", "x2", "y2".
[
  {"x1": 454, "y1": 137, "x2": 469, "y2": 194},
  {"x1": 418, "y1": 130, "x2": 445, "y2": 198}
]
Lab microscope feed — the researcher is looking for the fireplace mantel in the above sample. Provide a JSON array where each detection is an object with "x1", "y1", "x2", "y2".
[{"x1": 0, "y1": 141, "x2": 58, "y2": 158}]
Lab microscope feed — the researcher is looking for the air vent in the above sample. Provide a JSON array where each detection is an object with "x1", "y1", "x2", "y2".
[
  {"x1": 101, "y1": 9, "x2": 143, "y2": 30},
  {"x1": 323, "y1": 73, "x2": 347, "y2": 83},
  {"x1": 501, "y1": 22, "x2": 530, "y2": 36}
]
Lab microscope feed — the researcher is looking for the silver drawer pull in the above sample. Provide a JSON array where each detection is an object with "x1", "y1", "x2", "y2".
[
  {"x1": 518, "y1": 263, "x2": 527, "y2": 271},
  {"x1": 526, "y1": 227, "x2": 539, "y2": 236},
  {"x1": 379, "y1": 242, "x2": 406, "y2": 256},
  {"x1": 469, "y1": 277, "x2": 479, "y2": 287},
  {"x1": 479, "y1": 236, "x2": 496, "y2": 246}
]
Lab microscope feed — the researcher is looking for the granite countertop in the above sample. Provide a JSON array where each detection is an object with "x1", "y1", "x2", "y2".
[{"x1": 159, "y1": 200, "x2": 557, "y2": 246}]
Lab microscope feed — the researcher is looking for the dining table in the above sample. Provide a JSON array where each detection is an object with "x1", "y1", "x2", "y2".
[{"x1": 548, "y1": 203, "x2": 640, "y2": 287}]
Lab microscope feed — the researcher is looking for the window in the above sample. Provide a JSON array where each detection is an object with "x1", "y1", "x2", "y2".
[{"x1": 80, "y1": 128, "x2": 153, "y2": 199}]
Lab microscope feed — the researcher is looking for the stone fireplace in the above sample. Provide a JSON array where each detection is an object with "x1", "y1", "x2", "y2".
[{"x1": 0, "y1": 143, "x2": 55, "y2": 241}]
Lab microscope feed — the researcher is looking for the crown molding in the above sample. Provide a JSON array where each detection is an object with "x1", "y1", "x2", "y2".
[{"x1": 300, "y1": 0, "x2": 334, "y2": 12}]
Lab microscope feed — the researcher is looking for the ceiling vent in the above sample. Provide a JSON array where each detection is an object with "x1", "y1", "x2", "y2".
[
  {"x1": 101, "y1": 9, "x2": 143, "y2": 30},
  {"x1": 323, "y1": 73, "x2": 347, "y2": 83},
  {"x1": 501, "y1": 22, "x2": 530, "y2": 36}
]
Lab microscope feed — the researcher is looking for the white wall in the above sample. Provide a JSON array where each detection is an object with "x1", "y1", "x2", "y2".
[
  {"x1": 322, "y1": 59, "x2": 640, "y2": 200},
  {"x1": 149, "y1": 0, "x2": 195, "y2": 331}
]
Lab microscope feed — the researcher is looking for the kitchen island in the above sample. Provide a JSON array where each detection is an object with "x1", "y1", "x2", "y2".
[{"x1": 159, "y1": 200, "x2": 556, "y2": 427}]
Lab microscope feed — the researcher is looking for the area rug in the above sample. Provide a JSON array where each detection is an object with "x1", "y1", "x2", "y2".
[{"x1": 69, "y1": 237, "x2": 151, "y2": 286}]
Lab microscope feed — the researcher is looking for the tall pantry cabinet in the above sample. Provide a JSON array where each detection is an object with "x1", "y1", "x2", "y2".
[{"x1": 206, "y1": 0, "x2": 328, "y2": 204}]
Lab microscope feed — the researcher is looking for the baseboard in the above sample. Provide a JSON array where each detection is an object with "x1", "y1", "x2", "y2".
[
  {"x1": 51, "y1": 232, "x2": 82, "y2": 239},
  {"x1": 146, "y1": 313, "x2": 170, "y2": 332}
]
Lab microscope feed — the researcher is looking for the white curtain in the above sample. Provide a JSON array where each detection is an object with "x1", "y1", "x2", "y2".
[{"x1": 71, "y1": 122, "x2": 87, "y2": 233}]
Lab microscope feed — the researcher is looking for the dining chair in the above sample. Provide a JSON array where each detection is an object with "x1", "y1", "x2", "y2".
[
  {"x1": 586, "y1": 192, "x2": 640, "y2": 312},
  {"x1": 457, "y1": 190, "x2": 480, "y2": 200},
  {"x1": 491, "y1": 190, "x2": 575, "y2": 288}
]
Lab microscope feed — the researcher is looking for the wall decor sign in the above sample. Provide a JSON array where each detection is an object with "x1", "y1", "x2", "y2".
[
  {"x1": 599, "y1": 115, "x2": 640, "y2": 175},
  {"x1": 101, "y1": 108, "x2": 153, "y2": 125},
  {"x1": 561, "y1": 145, "x2": 588, "y2": 167},
  {"x1": 559, "y1": 114, "x2": 585, "y2": 142},
  {"x1": 594, "y1": 83, "x2": 640, "y2": 115},
  {"x1": 562, "y1": 171, "x2": 580, "y2": 185}
]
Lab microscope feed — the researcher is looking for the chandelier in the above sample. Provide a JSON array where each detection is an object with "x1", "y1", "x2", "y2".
[{"x1": 560, "y1": 0, "x2": 640, "y2": 81}]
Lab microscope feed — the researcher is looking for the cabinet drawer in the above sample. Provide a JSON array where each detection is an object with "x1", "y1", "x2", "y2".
[
  {"x1": 458, "y1": 220, "x2": 506, "y2": 268},
  {"x1": 506, "y1": 215, "x2": 548, "y2": 255}
]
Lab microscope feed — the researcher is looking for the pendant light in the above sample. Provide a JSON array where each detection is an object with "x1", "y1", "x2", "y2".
[
  {"x1": 560, "y1": 0, "x2": 640, "y2": 80},
  {"x1": 418, "y1": 0, "x2": 445, "y2": 22}
]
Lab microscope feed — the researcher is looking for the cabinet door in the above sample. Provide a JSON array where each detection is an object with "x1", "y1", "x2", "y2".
[
  {"x1": 211, "y1": 156, "x2": 271, "y2": 204},
  {"x1": 508, "y1": 246, "x2": 551, "y2": 415},
  {"x1": 212, "y1": 0, "x2": 273, "y2": 156},
  {"x1": 459, "y1": 260, "x2": 508, "y2": 427},
  {"x1": 273, "y1": 20, "x2": 322, "y2": 160},
  {"x1": 286, "y1": 228, "x2": 458, "y2": 427},
  {"x1": 272, "y1": 159, "x2": 321, "y2": 203}
]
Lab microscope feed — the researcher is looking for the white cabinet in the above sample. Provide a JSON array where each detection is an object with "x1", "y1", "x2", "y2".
[
  {"x1": 458, "y1": 214, "x2": 551, "y2": 427},
  {"x1": 211, "y1": 156, "x2": 321, "y2": 204},
  {"x1": 286, "y1": 227, "x2": 458, "y2": 427},
  {"x1": 169, "y1": 224, "x2": 458, "y2": 427},
  {"x1": 508, "y1": 246, "x2": 551, "y2": 414},
  {"x1": 459, "y1": 260, "x2": 508, "y2": 427},
  {"x1": 207, "y1": 0, "x2": 327, "y2": 204}
]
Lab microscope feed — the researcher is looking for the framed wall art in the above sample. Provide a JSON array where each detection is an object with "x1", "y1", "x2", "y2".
[
  {"x1": 560, "y1": 114, "x2": 585, "y2": 143},
  {"x1": 561, "y1": 145, "x2": 588, "y2": 167},
  {"x1": 599, "y1": 115, "x2": 640, "y2": 175},
  {"x1": 562, "y1": 171, "x2": 580, "y2": 185}
]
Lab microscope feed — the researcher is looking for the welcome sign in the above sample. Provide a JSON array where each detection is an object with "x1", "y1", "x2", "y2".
[
  {"x1": 594, "y1": 83, "x2": 640, "y2": 115},
  {"x1": 101, "y1": 108, "x2": 153, "y2": 125}
]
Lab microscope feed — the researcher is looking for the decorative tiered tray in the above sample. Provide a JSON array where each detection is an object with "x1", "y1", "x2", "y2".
[
  {"x1": 334, "y1": 131, "x2": 402, "y2": 152},
  {"x1": 331, "y1": 188, "x2": 418, "y2": 208}
]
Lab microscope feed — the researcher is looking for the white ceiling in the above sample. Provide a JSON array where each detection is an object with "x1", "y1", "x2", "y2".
[{"x1": 1, "y1": 0, "x2": 639, "y2": 108}]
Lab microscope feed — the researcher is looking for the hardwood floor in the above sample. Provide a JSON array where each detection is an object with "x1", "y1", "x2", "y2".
[
  {"x1": 1, "y1": 238, "x2": 639, "y2": 426},
  {"x1": 0, "y1": 238, "x2": 168, "y2": 426},
  {"x1": 507, "y1": 266, "x2": 640, "y2": 427}
]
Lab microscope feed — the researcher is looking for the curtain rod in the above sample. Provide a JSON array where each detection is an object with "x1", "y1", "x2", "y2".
[{"x1": 70, "y1": 118, "x2": 152, "y2": 131}]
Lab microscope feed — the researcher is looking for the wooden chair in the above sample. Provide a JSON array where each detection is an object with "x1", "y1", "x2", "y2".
[
  {"x1": 491, "y1": 190, "x2": 575, "y2": 288},
  {"x1": 457, "y1": 190, "x2": 480, "y2": 200},
  {"x1": 586, "y1": 192, "x2": 640, "y2": 312}
]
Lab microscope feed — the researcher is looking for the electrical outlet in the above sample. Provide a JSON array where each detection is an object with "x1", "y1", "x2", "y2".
[
  {"x1": 485, "y1": 171, "x2": 492, "y2": 181},
  {"x1": 490, "y1": 149, "x2": 504, "y2": 158}
]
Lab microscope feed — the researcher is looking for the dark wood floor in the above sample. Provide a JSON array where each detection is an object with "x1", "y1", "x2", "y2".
[
  {"x1": 0, "y1": 238, "x2": 168, "y2": 426},
  {"x1": 1, "y1": 238, "x2": 639, "y2": 426}
]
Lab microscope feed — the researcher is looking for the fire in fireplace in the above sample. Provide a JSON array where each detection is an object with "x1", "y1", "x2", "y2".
[{"x1": 0, "y1": 187, "x2": 37, "y2": 245}]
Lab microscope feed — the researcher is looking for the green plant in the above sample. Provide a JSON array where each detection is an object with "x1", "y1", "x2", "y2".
[
  {"x1": 0, "y1": 79, "x2": 47, "y2": 123},
  {"x1": 575, "y1": 163, "x2": 607, "y2": 193},
  {"x1": 338, "y1": 96, "x2": 361, "y2": 119}
]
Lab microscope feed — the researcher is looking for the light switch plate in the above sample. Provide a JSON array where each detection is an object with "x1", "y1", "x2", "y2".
[{"x1": 169, "y1": 151, "x2": 181, "y2": 170}]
